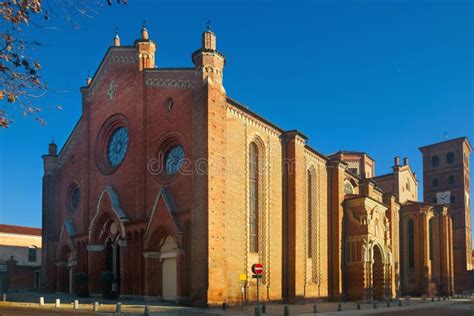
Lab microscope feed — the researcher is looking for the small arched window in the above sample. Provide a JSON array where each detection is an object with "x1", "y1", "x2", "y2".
[
  {"x1": 408, "y1": 219, "x2": 415, "y2": 269},
  {"x1": 450, "y1": 194, "x2": 456, "y2": 205},
  {"x1": 406, "y1": 181, "x2": 410, "y2": 191},
  {"x1": 447, "y1": 152, "x2": 455, "y2": 164},
  {"x1": 249, "y1": 142, "x2": 259, "y2": 253},
  {"x1": 432, "y1": 177, "x2": 439, "y2": 188},
  {"x1": 448, "y1": 175, "x2": 455, "y2": 185},
  {"x1": 431, "y1": 155, "x2": 439, "y2": 168}
]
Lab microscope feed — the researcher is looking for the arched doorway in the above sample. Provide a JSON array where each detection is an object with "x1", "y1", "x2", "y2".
[
  {"x1": 372, "y1": 245, "x2": 385, "y2": 300},
  {"x1": 161, "y1": 236, "x2": 178, "y2": 301}
]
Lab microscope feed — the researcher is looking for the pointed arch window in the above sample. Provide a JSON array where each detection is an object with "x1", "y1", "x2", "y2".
[{"x1": 249, "y1": 142, "x2": 259, "y2": 253}]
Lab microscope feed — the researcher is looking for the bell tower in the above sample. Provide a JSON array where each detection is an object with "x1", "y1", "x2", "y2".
[{"x1": 419, "y1": 137, "x2": 472, "y2": 291}]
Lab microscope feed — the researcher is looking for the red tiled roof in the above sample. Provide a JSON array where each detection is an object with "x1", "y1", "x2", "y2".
[{"x1": 0, "y1": 224, "x2": 41, "y2": 236}]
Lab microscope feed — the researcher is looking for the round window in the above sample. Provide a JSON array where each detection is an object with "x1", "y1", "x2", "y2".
[
  {"x1": 107, "y1": 127, "x2": 129, "y2": 167},
  {"x1": 165, "y1": 145, "x2": 185, "y2": 175},
  {"x1": 95, "y1": 114, "x2": 130, "y2": 175}
]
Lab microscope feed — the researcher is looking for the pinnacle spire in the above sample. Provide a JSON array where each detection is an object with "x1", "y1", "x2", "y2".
[{"x1": 114, "y1": 27, "x2": 120, "y2": 46}]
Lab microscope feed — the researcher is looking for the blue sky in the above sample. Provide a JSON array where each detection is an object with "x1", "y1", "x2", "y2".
[{"x1": 0, "y1": 0, "x2": 473, "y2": 228}]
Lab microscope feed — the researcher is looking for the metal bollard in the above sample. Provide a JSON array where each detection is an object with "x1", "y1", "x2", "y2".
[
  {"x1": 313, "y1": 304, "x2": 318, "y2": 313},
  {"x1": 261, "y1": 304, "x2": 266, "y2": 314},
  {"x1": 255, "y1": 306, "x2": 260, "y2": 316},
  {"x1": 55, "y1": 299, "x2": 60, "y2": 308},
  {"x1": 39, "y1": 297, "x2": 44, "y2": 306},
  {"x1": 284, "y1": 305, "x2": 289, "y2": 316},
  {"x1": 357, "y1": 302, "x2": 360, "y2": 310},
  {"x1": 116, "y1": 302, "x2": 121, "y2": 313},
  {"x1": 386, "y1": 300, "x2": 390, "y2": 307},
  {"x1": 93, "y1": 302, "x2": 99, "y2": 312},
  {"x1": 144, "y1": 305, "x2": 150, "y2": 316},
  {"x1": 337, "y1": 303, "x2": 342, "y2": 311},
  {"x1": 222, "y1": 303, "x2": 227, "y2": 310},
  {"x1": 373, "y1": 301, "x2": 377, "y2": 309},
  {"x1": 255, "y1": 306, "x2": 261, "y2": 316},
  {"x1": 398, "y1": 299, "x2": 402, "y2": 307},
  {"x1": 73, "y1": 300, "x2": 79, "y2": 309}
]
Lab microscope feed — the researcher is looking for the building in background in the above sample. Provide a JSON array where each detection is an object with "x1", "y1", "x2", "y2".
[
  {"x1": 0, "y1": 224, "x2": 42, "y2": 291},
  {"x1": 420, "y1": 138, "x2": 472, "y2": 292}
]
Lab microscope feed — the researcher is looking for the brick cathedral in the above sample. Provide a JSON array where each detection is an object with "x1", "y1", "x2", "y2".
[{"x1": 41, "y1": 27, "x2": 471, "y2": 305}]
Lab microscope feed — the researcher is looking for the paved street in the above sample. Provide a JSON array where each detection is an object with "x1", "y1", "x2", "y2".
[{"x1": 1, "y1": 292, "x2": 474, "y2": 315}]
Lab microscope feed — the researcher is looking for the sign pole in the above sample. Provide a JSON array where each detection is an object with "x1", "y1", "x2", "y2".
[
  {"x1": 251, "y1": 263, "x2": 264, "y2": 312},
  {"x1": 256, "y1": 276, "x2": 259, "y2": 309},
  {"x1": 241, "y1": 280, "x2": 244, "y2": 311}
]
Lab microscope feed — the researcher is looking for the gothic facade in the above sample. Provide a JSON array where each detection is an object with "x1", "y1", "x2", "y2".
[{"x1": 41, "y1": 28, "x2": 466, "y2": 306}]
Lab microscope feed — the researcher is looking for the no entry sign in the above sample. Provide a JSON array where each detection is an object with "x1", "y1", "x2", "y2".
[{"x1": 252, "y1": 263, "x2": 264, "y2": 275}]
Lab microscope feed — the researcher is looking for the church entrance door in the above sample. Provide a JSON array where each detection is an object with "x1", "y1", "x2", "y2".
[{"x1": 372, "y1": 245, "x2": 385, "y2": 300}]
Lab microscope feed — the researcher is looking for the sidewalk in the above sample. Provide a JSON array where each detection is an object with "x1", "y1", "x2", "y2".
[{"x1": 1, "y1": 292, "x2": 473, "y2": 315}]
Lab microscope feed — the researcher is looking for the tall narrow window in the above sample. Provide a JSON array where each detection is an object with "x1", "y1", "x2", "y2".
[
  {"x1": 429, "y1": 218, "x2": 434, "y2": 260},
  {"x1": 431, "y1": 155, "x2": 439, "y2": 168},
  {"x1": 249, "y1": 142, "x2": 259, "y2": 253},
  {"x1": 28, "y1": 246, "x2": 36, "y2": 262},
  {"x1": 307, "y1": 170, "x2": 313, "y2": 258},
  {"x1": 408, "y1": 219, "x2": 415, "y2": 269}
]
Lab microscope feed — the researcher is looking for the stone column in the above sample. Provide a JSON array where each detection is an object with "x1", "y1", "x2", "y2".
[{"x1": 118, "y1": 239, "x2": 129, "y2": 295}]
